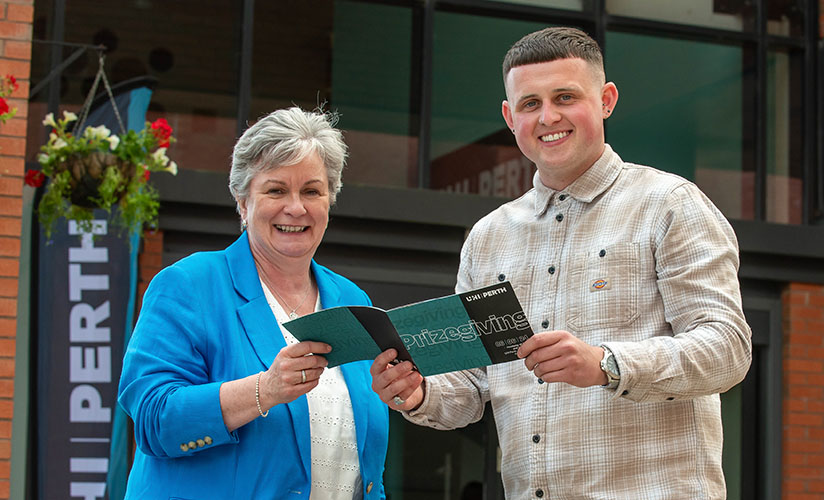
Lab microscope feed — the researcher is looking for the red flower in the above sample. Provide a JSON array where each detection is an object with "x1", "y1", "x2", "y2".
[
  {"x1": 0, "y1": 98, "x2": 8, "y2": 115},
  {"x1": 143, "y1": 169, "x2": 151, "y2": 182},
  {"x1": 25, "y1": 170, "x2": 46, "y2": 188},
  {"x1": 6, "y1": 75, "x2": 17, "y2": 91},
  {"x1": 150, "y1": 118, "x2": 173, "y2": 148}
]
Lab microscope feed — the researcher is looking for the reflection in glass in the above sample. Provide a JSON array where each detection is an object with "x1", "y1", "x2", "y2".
[
  {"x1": 605, "y1": 32, "x2": 747, "y2": 220},
  {"x1": 430, "y1": 13, "x2": 546, "y2": 198},
  {"x1": 766, "y1": 0, "x2": 804, "y2": 37},
  {"x1": 766, "y1": 50, "x2": 802, "y2": 224},
  {"x1": 331, "y1": 1, "x2": 416, "y2": 188},
  {"x1": 30, "y1": 1, "x2": 242, "y2": 173},
  {"x1": 495, "y1": 0, "x2": 586, "y2": 11},
  {"x1": 606, "y1": 0, "x2": 752, "y2": 31}
]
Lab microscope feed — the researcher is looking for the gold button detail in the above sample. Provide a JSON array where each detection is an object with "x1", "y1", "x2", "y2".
[
  {"x1": 180, "y1": 443, "x2": 189, "y2": 452},
  {"x1": 188, "y1": 441, "x2": 197, "y2": 449},
  {"x1": 366, "y1": 482, "x2": 373, "y2": 494},
  {"x1": 204, "y1": 436, "x2": 212, "y2": 445},
  {"x1": 196, "y1": 439, "x2": 205, "y2": 448}
]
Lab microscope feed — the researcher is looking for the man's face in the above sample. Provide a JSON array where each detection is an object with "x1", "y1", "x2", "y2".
[{"x1": 502, "y1": 57, "x2": 617, "y2": 190}]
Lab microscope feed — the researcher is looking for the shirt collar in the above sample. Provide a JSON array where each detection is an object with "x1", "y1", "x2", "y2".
[{"x1": 532, "y1": 144, "x2": 622, "y2": 217}]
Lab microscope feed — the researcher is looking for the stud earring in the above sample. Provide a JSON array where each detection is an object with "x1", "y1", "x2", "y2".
[
  {"x1": 511, "y1": 128, "x2": 515, "y2": 133},
  {"x1": 241, "y1": 219, "x2": 247, "y2": 231}
]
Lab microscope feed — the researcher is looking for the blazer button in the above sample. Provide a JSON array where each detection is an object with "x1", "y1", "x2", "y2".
[
  {"x1": 180, "y1": 443, "x2": 189, "y2": 452},
  {"x1": 196, "y1": 439, "x2": 205, "y2": 448},
  {"x1": 366, "y1": 482, "x2": 373, "y2": 493},
  {"x1": 188, "y1": 441, "x2": 197, "y2": 450},
  {"x1": 204, "y1": 436, "x2": 213, "y2": 445}
]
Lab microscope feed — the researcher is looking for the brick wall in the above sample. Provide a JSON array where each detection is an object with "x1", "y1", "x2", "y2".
[
  {"x1": 782, "y1": 283, "x2": 824, "y2": 500},
  {"x1": 0, "y1": 1, "x2": 30, "y2": 498}
]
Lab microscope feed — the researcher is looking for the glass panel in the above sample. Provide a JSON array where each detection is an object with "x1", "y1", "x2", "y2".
[
  {"x1": 429, "y1": 13, "x2": 547, "y2": 197},
  {"x1": 495, "y1": 0, "x2": 586, "y2": 10},
  {"x1": 251, "y1": 1, "x2": 415, "y2": 189},
  {"x1": 29, "y1": 1, "x2": 242, "y2": 173},
  {"x1": 606, "y1": 0, "x2": 753, "y2": 31},
  {"x1": 721, "y1": 384, "x2": 743, "y2": 500},
  {"x1": 605, "y1": 32, "x2": 749, "y2": 220},
  {"x1": 766, "y1": 0, "x2": 805, "y2": 37},
  {"x1": 765, "y1": 49, "x2": 802, "y2": 224},
  {"x1": 331, "y1": 1, "x2": 416, "y2": 188}
]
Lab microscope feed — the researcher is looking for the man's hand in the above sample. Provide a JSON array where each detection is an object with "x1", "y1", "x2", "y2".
[
  {"x1": 370, "y1": 349, "x2": 425, "y2": 411},
  {"x1": 517, "y1": 330, "x2": 607, "y2": 387}
]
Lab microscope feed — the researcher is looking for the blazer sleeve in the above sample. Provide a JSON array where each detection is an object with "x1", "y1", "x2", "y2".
[{"x1": 117, "y1": 264, "x2": 238, "y2": 458}]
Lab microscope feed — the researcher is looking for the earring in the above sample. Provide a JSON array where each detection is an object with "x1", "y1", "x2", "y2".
[
  {"x1": 511, "y1": 128, "x2": 515, "y2": 133},
  {"x1": 241, "y1": 219, "x2": 247, "y2": 231}
]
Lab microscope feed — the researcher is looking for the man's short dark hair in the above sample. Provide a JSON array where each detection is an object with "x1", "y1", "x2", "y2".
[{"x1": 502, "y1": 26, "x2": 604, "y2": 80}]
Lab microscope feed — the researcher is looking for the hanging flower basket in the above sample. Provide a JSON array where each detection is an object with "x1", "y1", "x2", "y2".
[{"x1": 27, "y1": 111, "x2": 178, "y2": 238}]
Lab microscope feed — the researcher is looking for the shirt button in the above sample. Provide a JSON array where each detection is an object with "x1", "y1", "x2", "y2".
[
  {"x1": 541, "y1": 320, "x2": 549, "y2": 329},
  {"x1": 532, "y1": 434, "x2": 540, "y2": 443},
  {"x1": 622, "y1": 390, "x2": 629, "y2": 396},
  {"x1": 555, "y1": 213, "x2": 564, "y2": 222},
  {"x1": 498, "y1": 273, "x2": 506, "y2": 282},
  {"x1": 599, "y1": 249, "x2": 606, "y2": 257},
  {"x1": 559, "y1": 194, "x2": 567, "y2": 201},
  {"x1": 536, "y1": 489, "x2": 544, "y2": 498},
  {"x1": 537, "y1": 378, "x2": 544, "y2": 384},
  {"x1": 548, "y1": 266, "x2": 555, "y2": 274}
]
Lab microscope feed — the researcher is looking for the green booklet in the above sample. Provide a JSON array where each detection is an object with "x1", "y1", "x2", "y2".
[{"x1": 282, "y1": 281, "x2": 533, "y2": 376}]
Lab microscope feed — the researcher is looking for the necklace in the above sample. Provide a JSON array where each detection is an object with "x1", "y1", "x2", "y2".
[{"x1": 270, "y1": 282, "x2": 312, "y2": 320}]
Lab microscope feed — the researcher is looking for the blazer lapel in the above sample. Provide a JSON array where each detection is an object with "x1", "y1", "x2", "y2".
[{"x1": 226, "y1": 233, "x2": 288, "y2": 368}]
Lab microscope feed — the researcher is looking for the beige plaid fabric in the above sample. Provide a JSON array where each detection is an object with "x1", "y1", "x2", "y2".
[{"x1": 405, "y1": 145, "x2": 752, "y2": 499}]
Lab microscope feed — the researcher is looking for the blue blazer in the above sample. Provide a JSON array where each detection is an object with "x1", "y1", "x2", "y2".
[{"x1": 118, "y1": 233, "x2": 389, "y2": 499}]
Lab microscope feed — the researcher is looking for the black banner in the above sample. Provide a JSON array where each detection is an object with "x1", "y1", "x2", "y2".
[{"x1": 36, "y1": 216, "x2": 131, "y2": 500}]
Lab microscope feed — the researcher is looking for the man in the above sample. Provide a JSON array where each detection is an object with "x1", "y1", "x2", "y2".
[{"x1": 371, "y1": 27, "x2": 751, "y2": 499}]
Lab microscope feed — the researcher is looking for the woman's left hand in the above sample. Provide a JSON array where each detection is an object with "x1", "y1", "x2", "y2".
[{"x1": 259, "y1": 341, "x2": 332, "y2": 408}]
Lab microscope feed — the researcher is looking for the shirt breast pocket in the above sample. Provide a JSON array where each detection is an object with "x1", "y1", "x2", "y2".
[{"x1": 566, "y1": 242, "x2": 640, "y2": 331}]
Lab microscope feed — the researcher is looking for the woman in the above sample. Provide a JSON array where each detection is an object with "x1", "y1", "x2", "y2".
[{"x1": 118, "y1": 107, "x2": 388, "y2": 499}]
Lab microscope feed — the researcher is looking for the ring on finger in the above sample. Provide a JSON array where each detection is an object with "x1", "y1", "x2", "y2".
[
  {"x1": 301, "y1": 369, "x2": 306, "y2": 384},
  {"x1": 393, "y1": 395, "x2": 405, "y2": 405},
  {"x1": 533, "y1": 362, "x2": 541, "y2": 372}
]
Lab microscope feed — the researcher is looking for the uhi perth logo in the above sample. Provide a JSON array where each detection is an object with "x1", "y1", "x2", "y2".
[{"x1": 401, "y1": 312, "x2": 530, "y2": 349}]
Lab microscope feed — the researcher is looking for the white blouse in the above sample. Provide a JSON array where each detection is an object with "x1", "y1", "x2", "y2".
[{"x1": 260, "y1": 279, "x2": 363, "y2": 500}]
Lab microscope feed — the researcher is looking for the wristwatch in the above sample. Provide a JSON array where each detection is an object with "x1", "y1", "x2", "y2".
[{"x1": 599, "y1": 345, "x2": 621, "y2": 390}]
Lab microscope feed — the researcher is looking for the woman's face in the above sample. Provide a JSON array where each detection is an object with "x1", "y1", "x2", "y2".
[{"x1": 239, "y1": 151, "x2": 330, "y2": 265}]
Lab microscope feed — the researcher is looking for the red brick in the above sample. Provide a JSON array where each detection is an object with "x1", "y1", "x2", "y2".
[
  {"x1": 0, "y1": 198, "x2": 20, "y2": 218},
  {"x1": 0, "y1": 318, "x2": 14, "y2": 337},
  {"x1": 786, "y1": 436, "x2": 824, "y2": 452},
  {"x1": 789, "y1": 386, "x2": 824, "y2": 400},
  {"x1": 0, "y1": 278, "x2": 16, "y2": 298},
  {"x1": 786, "y1": 452, "x2": 808, "y2": 466},
  {"x1": 0, "y1": 458, "x2": 9, "y2": 479},
  {"x1": 787, "y1": 466, "x2": 824, "y2": 479},
  {"x1": 789, "y1": 283, "x2": 824, "y2": 293},
  {"x1": 785, "y1": 494, "x2": 823, "y2": 500},
  {"x1": 0, "y1": 299, "x2": 13, "y2": 318},
  {"x1": 808, "y1": 373, "x2": 824, "y2": 386},
  {"x1": 0, "y1": 137, "x2": 23, "y2": 157},
  {"x1": 0, "y1": 218, "x2": 20, "y2": 237},
  {"x1": 787, "y1": 358, "x2": 824, "y2": 373},
  {"x1": 791, "y1": 306, "x2": 824, "y2": 321},
  {"x1": 6, "y1": 4, "x2": 33, "y2": 22},
  {"x1": 0, "y1": 477, "x2": 9, "y2": 498},
  {"x1": 0, "y1": 20, "x2": 30, "y2": 39},
  {"x1": 0, "y1": 178, "x2": 22, "y2": 197},
  {"x1": 809, "y1": 454, "x2": 824, "y2": 467},
  {"x1": 788, "y1": 292, "x2": 810, "y2": 306},
  {"x1": 809, "y1": 400, "x2": 824, "y2": 413},
  {"x1": 0, "y1": 401, "x2": 11, "y2": 420},
  {"x1": 0, "y1": 117, "x2": 25, "y2": 139},
  {"x1": 786, "y1": 398, "x2": 807, "y2": 412},
  {"x1": 0, "y1": 380, "x2": 12, "y2": 399},
  {"x1": 784, "y1": 478, "x2": 806, "y2": 492},
  {"x1": 0, "y1": 238, "x2": 18, "y2": 260},
  {"x1": 3, "y1": 39, "x2": 29, "y2": 60},
  {"x1": 0, "y1": 421, "x2": 9, "y2": 439}
]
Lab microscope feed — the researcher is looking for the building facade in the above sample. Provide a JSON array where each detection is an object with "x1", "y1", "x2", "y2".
[{"x1": 1, "y1": 0, "x2": 823, "y2": 499}]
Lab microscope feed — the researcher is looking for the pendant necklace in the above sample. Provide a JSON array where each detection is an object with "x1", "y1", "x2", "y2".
[{"x1": 271, "y1": 283, "x2": 312, "y2": 320}]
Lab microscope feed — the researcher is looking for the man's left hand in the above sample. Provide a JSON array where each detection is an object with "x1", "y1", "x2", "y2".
[{"x1": 517, "y1": 330, "x2": 607, "y2": 387}]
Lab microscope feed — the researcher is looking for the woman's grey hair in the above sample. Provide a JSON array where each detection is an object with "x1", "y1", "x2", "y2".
[{"x1": 229, "y1": 106, "x2": 347, "y2": 209}]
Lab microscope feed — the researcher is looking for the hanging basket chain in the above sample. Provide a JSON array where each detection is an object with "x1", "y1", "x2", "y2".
[{"x1": 72, "y1": 51, "x2": 126, "y2": 136}]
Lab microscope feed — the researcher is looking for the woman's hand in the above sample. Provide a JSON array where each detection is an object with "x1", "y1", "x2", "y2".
[
  {"x1": 370, "y1": 349, "x2": 425, "y2": 411},
  {"x1": 259, "y1": 341, "x2": 332, "y2": 408}
]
